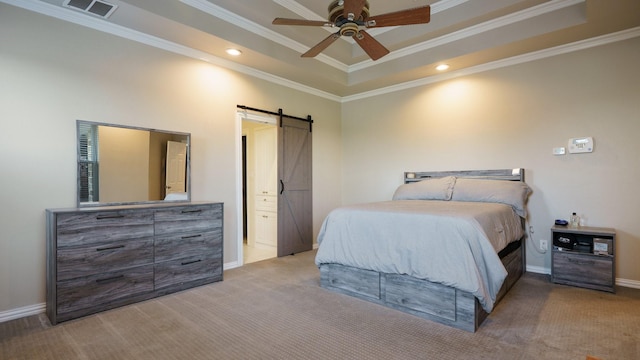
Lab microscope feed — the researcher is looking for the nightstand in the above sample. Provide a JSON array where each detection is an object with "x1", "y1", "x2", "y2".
[{"x1": 550, "y1": 225, "x2": 615, "y2": 293}]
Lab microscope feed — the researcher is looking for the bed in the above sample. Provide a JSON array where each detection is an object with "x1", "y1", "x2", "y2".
[{"x1": 315, "y1": 169, "x2": 531, "y2": 332}]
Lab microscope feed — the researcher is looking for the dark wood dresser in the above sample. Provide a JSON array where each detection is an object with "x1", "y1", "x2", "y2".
[{"x1": 46, "y1": 202, "x2": 223, "y2": 325}]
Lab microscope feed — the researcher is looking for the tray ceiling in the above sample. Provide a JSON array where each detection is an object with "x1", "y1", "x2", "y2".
[{"x1": 9, "y1": 0, "x2": 640, "y2": 99}]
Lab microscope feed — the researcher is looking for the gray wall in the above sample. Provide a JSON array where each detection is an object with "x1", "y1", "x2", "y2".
[
  {"x1": 0, "y1": 5, "x2": 342, "y2": 314},
  {"x1": 341, "y1": 36, "x2": 640, "y2": 281}
]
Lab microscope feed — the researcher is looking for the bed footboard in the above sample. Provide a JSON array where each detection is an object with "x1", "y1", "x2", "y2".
[{"x1": 319, "y1": 239, "x2": 524, "y2": 332}]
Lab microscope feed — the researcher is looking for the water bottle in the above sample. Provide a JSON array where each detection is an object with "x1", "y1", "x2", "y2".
[{"x1": 570, "y1": 212, "x2": 580, "y2": 228}]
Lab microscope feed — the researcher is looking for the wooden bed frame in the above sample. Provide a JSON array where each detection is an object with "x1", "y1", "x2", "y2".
[{"x1": 318, "y1": 168, "x2": 527, "y2": 332}]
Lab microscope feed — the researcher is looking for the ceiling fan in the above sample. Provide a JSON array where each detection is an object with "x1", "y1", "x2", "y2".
[{"x1": 272, "y1": 0, "x2": 431, "y2": 61}]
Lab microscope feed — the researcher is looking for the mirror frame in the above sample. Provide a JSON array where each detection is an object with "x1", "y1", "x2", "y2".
[{"x1": 76, "y1": 120, "x2": 191, "y2": 207}]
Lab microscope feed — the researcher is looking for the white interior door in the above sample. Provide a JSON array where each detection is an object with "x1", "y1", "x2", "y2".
[{"x1": 165, "y1": 141, "x2": 187, "y2": 195}]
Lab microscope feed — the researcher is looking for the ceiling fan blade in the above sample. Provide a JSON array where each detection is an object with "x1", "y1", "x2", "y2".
[
  {"x1": 302, "y1": 32, "x2": 341, "y2": 58},
  {"x1": 272, "y1": 18, "x2": 334, "y2": 27},
  {"x1": 343, "y1": 0, "x2": 367, "y2": 21},
  {"x1": 365, "y1": 5, "x2": 431, "y2": 28},
  {"x1": 353, "y1": 30, "x2": 390, "y2": 61}
]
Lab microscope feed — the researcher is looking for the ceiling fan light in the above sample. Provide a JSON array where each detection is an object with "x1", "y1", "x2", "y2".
[
  {"x1": 436, "y1": 64, "x2": 450, "y2": 71},
  {"x1": 226, "y1": 48, "x2": 242, "y2": 56}
]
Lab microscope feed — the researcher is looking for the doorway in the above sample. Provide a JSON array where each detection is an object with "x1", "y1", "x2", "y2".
[
  {"x1": 236, "y1": 109, "x2": 314, "y2": 267},
  {"x1": 240, "y1": 113, "x2": 278, "y2": 264}
]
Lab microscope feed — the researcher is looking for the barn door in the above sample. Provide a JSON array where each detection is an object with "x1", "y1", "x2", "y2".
[{"x1": 277, "y1": 117, "x2": 312, "y2": 257}]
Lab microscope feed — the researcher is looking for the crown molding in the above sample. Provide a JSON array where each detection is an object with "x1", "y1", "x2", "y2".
[
  {"x1": 4, "y1": 0, "x2": 638, "y2": 104},
  {"x1": 348, "y1": 0, "x2": 585, "y2": 71},
  {"x1": 272, "y1": 0, "x2": 325, "y2": 21},
  {"x1": 271, "y1": 0, "x2": 468, "y2": 46},
  {"x1": 3, "y1": 0, "x2": 342, "y2": 102},
  {"x1": 180, "y1": 0, "x2": 348, "y2": 72},
  {"x1": 342, "y1": 26, "x2": 640, "y2": 102}
]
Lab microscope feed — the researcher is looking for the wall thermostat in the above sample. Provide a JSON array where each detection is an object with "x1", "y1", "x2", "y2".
[{"x1": 568, "y1": 137, "x2": 594, "y2": 153}]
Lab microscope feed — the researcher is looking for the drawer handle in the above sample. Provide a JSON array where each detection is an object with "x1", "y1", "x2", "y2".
[
  {"x1": 181, "y1": 259, "x2": 202, "y2": 266},
  {"x1": 181, "y1": 234, "x2": 203, "y2": 239},
  {"x1": 181, "y1": 209, "x2": 202, "y2": 214},
  {"x1": 96, "y1": 245, "x2": 125, "y2": 252},
  {"x1": 568, "y1": 258, "x2": 596, "y2": 266},
  {"x1": 95, "y1": 275, "x2": 124, "y2": 284},
  {"x1": 96, "y1": 214, "x2": 125, "y2": 220}
]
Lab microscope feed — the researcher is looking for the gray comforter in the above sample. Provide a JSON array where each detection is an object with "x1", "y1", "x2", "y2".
[{"x1": 315, "y1": 200, "x2": 524, "y2": 312}]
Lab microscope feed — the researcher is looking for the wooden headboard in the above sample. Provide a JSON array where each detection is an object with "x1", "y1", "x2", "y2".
[{"x1": 404, "y1": 168, "x2": 525, "y2": 184}]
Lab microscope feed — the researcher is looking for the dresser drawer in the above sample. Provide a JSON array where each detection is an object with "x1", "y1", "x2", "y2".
[
  {"x1": 56, "y1": 210, "x2": 154, "y2": 247},
  {"x1": 154, "y1": 255, "x2": 222, "y2": 289},
  {"x1": 57, "y1": 265, "x2": 154, "y2": 315},
  {"x1": 57, "y1": 237, "x2": 154, "y2": 281},
  {"x1": 155, "y1": 229, "x2": 222, "y2": 262},
  {"x1": 154, "y1": 204, "x2": 222, "y2": 235},
  {"x1": 553, "y1": 252, "x2": 613, "y2": 287}
]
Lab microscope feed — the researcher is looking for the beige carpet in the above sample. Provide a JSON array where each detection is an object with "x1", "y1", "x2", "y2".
[{"x1": 2, "y1": 250, "x2": 639, "y2": 359}]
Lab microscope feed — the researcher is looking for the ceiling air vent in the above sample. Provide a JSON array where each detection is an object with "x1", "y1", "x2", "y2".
[{"x1": 63, "y1": 0, "x2": 118, "y2": 18}]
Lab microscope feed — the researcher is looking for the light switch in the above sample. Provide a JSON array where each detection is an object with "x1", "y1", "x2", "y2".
[{"x1": 553, "y1": 147, "x2": 566, "y2": 155}]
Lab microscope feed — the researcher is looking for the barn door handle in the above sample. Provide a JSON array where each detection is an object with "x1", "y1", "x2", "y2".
[{"x1": 280, "y1": 179, "x2": 284, "y2": 194}]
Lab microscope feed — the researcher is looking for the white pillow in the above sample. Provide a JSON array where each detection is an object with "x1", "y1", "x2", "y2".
[
  {"x1": 451, "y1": 178, "x2": 532, "y2": 217},
  {"x1": 392, "y1": 176, "x2": 456, "y2": 201}
]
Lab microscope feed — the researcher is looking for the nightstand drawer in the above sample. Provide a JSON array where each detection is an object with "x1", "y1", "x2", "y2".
[
  {"x1": 552, "y1": 251, "x2": 613, "y2": 287},
  {"x1": 550, "y1": 225, "x2": 615, "y2": 293}
]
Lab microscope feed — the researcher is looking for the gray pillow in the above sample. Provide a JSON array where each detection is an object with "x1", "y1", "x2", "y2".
[
  {"x1": 392, "y1": 176, "x2": 456, "y2": 201},
  {"x1": 451, "y1": 178, "x2": 532, "y2": 217}
]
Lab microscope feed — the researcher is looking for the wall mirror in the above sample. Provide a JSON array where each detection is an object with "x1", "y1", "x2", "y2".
[{"x1": 77, "y1": 120, "x2": 190, "y2": 207}]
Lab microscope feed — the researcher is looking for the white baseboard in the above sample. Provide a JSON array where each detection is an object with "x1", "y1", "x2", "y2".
[
  {"x1": 526, "y1": 265, "x2": 551, "y2": 275},
  {"x1": 0, "y1": 303, "x2": 45, "y2": 323},
  {"x1": 526, "y1": 265, "x2": 640, "y2": 289},
  {"x1": 223, "y1": 260, "x2": 241, "y2": 270},
  {"x1": 616, "y1": 278, "x2": 640, "y2": 289}
]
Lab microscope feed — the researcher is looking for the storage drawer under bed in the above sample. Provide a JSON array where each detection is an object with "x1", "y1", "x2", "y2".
[{"x1": 319, "y1": 264, "x2": 381, "y2": 300}]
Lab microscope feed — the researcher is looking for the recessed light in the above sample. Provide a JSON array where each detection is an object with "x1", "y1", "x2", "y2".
[
  {"x1": 226, "y1": 48, "x2": 242, "y2": 56},
  {"x1": 436, "y1": 64, "x2": 449, "y2": 71}
]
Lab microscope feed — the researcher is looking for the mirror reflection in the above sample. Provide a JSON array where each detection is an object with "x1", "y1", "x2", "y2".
[{"x1": 77, "y1": 120, "x2": 190, "y2": 207}]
